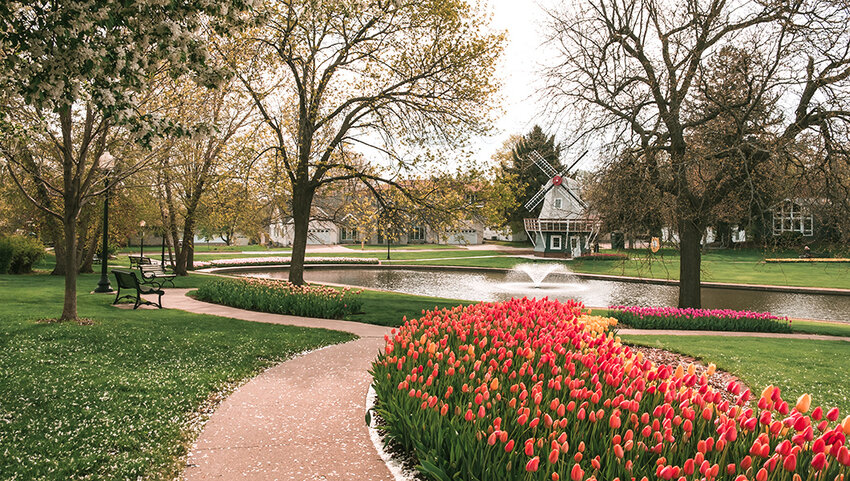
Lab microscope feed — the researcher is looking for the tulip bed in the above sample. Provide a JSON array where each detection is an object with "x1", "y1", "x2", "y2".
[
  {"x1": 371, "y1": 298, "x2": 850, "y2": 481},
  {"x1": 194, "y1": 277, "x2": 363, "y2": 319},
  {"x1": 608, "y1": 306, "x2": 792, "y2": 333},
  {"x1": 193, "y1": 256, "x2": 380, "y2": 269}
]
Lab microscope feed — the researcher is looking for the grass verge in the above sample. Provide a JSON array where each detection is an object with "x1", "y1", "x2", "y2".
[
  {"x1": 0, "y1": 273, "x2": 354, "y2": 480},
  {"x1": 619, "y1": 335, "x2": 850, "y2": 414}
]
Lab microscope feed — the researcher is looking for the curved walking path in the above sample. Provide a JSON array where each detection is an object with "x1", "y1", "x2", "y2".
[
  {"x1": 157, "y1": 289, "x2": 850, "y2": 481},
  {"x1": 160, "y1": 289, "x2": 394, "y2": 481}
]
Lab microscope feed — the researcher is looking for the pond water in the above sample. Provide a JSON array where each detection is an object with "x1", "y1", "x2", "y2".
[{"x1": 232, "y1": 266, "x2": 850, "y2": 323}]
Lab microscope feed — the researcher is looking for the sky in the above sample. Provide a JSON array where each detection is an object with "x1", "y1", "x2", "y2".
[{"x1": 472, "y1": 0, "x2": 581, "y2": 170}]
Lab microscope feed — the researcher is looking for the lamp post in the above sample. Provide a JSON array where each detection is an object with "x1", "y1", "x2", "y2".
[
  {"x1": 94, "y1": 151, "x2": 115, "y2": 293},
  {"x1": 139, "y1": 220, "x2": 146, "y2": 257}
]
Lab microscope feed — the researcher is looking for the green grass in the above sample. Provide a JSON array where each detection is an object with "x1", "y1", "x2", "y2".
[
  {"x1": 568, "y1": 248, "x2": 850, "y2": 290},
  {"x1": 0, "y1": 273, "x2": 355, "y2": 480},
  {"x1": 345, "y1": 289, "x2": 471, "y2": 327},
  {"x1": 619, "y1": 335, "x2": 850, "y2": 414}
]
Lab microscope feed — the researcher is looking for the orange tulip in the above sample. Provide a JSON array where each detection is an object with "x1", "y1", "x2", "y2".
[
  {"x1": 841, "y1": 415, "x2": 850, "y2": 434},
  {"x1": 795, "y1": 393, "x2": 812, "y2": 413}
]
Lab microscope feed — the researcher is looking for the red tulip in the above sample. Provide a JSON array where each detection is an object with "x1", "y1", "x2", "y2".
[{"x1": 525, "y1": 456, "x2": 540, "y2": 472}]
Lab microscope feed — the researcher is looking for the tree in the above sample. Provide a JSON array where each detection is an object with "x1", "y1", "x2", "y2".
[
  {"x1": 495, "y1": 125, "x2": 564, "y2": 231},
  {"x1": 230, "y1": 0, "x2": 503, "y2": 284},
  {"x1": 0, "y1": 1, "x2": 250, "y2": 320},
  {"x1": 153, "y1": 67, "x2": 258, "y2": 275},
  {"x1": 543, "y1": 0, "x2": 850, "y2": 307}
]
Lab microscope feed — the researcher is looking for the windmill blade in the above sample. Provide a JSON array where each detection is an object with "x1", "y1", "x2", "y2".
[
  {"x1": 560, "y1": 184, "x2": 587, "y2": 210},
  {"x1": 524, "y1": 183, "x2": 554, "y2": 211},
  {"x1": 558, "y1": 150, "x2": 589, "y2": 178},
  {"x1": 529, "y1": 151, "x2": 558, "y2": 178}
]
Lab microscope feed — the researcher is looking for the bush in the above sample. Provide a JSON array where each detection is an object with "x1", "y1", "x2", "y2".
[
  {"x1": 608, "y1": 305, "x2": 791, "y2": 333},
  {"x1": 371, "y1": 298, "x2": 849, "y2": 481},
  {"x1": 194, "y1": 277, "x2": 363, "y2": 319},
  {"x1": 0, "y1": 235, "x2": 45, "y2": 274},
  {"x1": 0, "y1": 239, "x2": 12, "y2": 274}
]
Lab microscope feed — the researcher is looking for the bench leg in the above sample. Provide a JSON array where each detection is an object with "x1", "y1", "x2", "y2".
[
  {"x1": 155, "y1": 291, "x2": 163, "y2": 309},
  {"x1": 113, "y1": 286, "x2": 121, "y2": 305},
  {"x1": 134, "y1": 292, "x2": 142, "y2": 310}
]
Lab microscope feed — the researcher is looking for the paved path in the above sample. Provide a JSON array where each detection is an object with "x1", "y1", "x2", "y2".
[{"x1": 161, "y1": 290, "x2": 394, "y2": 481}]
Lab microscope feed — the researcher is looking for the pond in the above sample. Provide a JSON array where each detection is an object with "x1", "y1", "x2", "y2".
[{"x1": 231, "y1": 265, "x2": 850, "y2": 323}]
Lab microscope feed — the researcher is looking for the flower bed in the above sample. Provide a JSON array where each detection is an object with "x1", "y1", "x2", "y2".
[
  {"x1": 194, "y1": 277, "x2": 363, "y2": 319},
  {"x1": 765, "y1": 258, "x2": 850, "y2": 263},
  {"x1": 608, "y1": 306, "x2": 791, "y2": 333},
  {"x1": 193, "y1": 256, "x2": 380, "y2": 269},
  {"x1": 577, "y1": 253, "x2": 629, "y2": 261},
  {"x1": 371, "y1": 298, "x2": 849, "y2": 481}
]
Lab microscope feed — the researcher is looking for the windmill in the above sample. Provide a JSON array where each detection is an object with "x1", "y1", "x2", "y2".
[
  {"x1": 521, "y1": 150, "x2": 598, "y2": 257},
  {"x1": 523, "y1": 150, "x2": 588, "y2": 214}
]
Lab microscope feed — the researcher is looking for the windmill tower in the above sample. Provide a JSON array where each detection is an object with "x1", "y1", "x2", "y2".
[{"x1": 523, "y1": 151, "x2": 599, "y2": 257}]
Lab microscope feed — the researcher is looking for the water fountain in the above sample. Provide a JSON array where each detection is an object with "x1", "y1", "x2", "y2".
[{"x1": 514, "y1": 262, "x2": 564, "y2": 287}]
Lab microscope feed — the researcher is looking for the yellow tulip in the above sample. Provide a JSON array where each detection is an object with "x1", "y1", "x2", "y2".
[
  {"x1": 841, "y1": 415, "x2": 850, "y2": 435},
  {"x1": 761, "y1": 385, "x2": 774, "y2": 401},
  {"x1": 687, "y1": 363, "x2": 695, "y2": 376},
  {"x1": 795, "y1": 393, "x2": 812, "y2": 413},
  {"x1": 707, "y1": 363, "x2": 716, "y2": 376},
  {"x1": 674, "y1": 364, "x2": 684, "y2": 380}
]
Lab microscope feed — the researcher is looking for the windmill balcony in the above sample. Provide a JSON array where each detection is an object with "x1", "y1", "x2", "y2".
[{"x1": 524, "y1": 218, "x2": 600, "y2": 234}]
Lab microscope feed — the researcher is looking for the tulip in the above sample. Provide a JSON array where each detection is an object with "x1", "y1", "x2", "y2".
[
  {"x1": 842, "y1": 415, "x2": 850, "y2": 434},
  {"x1": 811, "y1": 452, "x2": 827, "y2": 471},
  {"x1": 783, "y1": 454, "x2": 797, "y2": 472},
  {"x1": 795, "y1": 393, "x2": 812, "y2": 413},
  {"x1": 526, "y1": 456, "x2": 540, "y2": 472},
  {"x1": 570, "y1": 463, "x2": 584, "y2": 481},
  {"x1": 826, "y1": 407, "x2": 839, "y2": 421},
  {"x1": 505, "y1": 439, "x2": 515, "y2": 452}
]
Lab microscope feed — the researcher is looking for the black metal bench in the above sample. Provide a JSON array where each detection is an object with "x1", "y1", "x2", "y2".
[
  {"x1": 139, "y1": 263, "x2": 176, "y2": 288},
  {"x1": 112, "y1": 269, "x2": 164, "y2": 309},
  {"x1": 128, "y1": 255, "x2": 152, "y2": 269}
]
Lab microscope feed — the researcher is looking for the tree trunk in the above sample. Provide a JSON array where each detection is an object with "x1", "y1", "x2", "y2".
[
  {"x1": 289, "y1": 186, "x2": 314, "y2": 285},
  {"x1": 51, "y1": 226, "x2": 66, "y2": 276},
  {"x1": 60, "y1": 216, "x2": 78, "y2": 321},
  {"x1": 678, "y1": 219, "x2": 703, "y2": 308}
]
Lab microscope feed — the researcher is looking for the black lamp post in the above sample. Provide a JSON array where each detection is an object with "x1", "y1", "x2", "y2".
[{"x1": 95, "y1": 151, "x2": 115, "y2": 293}]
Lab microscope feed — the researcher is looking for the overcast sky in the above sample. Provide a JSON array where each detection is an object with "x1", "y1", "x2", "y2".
[{"x1": 473, "y1": 0, "x2": 574, "y2": 169}]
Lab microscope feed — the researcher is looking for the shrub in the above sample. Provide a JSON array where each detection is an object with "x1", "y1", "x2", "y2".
[
  {"x1": 0, "y1": 235, "x2": 45, "y2": 274},
  {"x1": 194, "y1": 277, "x2": 363, "y2": 319},
  {"x1": 371, "y1": 298, "x2": 849, "y2": 481},
  {"x1": 0, "y1": 239, "x2": 13, "y2": 274},
  {"x1": 608, "y1": 305, "x2": 791, "y2": 333}
]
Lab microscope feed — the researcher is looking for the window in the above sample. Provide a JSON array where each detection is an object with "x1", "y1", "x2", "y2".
[
  {"x1": 340, "y1": 228, "x2": 358, "y2": 242},
  {"x1": 409, "y1": 226, "x2": 426, "y2": 241},
  {"x1": 551, "y1": 235, "x2": 562, "y2": 250},
  {"x1": 553, "y1": 198, "x2": 563, "y2": 209},
  {"x1": 772, "y1": 201, "x2": 813, "y2": 236}
]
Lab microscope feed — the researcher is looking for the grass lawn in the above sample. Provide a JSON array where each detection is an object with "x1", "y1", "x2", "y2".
[
  {"x1": 568, "y1": 248, "x2": 850, "y2": 290},
  {"x1": 619, "y1": 335, "x2": 850, "y2": 414},
  {"x1": 0, "y1": 273, "x2": 354, "y2": 480},
  {"x1": 345, "y1": 289, "x2": 471, "y2": 327}
]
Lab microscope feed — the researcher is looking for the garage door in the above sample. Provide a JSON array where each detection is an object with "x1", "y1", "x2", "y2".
[
  {"x1": 307, "y1": 228, "x2": 333, "y2": 245},
  {"x1": 447, "y1": 229, "x2": 478, "y2": 245}
]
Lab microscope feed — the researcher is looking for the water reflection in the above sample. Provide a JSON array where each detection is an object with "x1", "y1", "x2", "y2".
[{"x1": 235, "y1": 267, "x2": 850, "y2": 323}]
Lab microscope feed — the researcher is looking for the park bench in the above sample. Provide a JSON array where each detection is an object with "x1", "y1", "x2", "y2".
[
  {"x1": 139, "y1": 263, "x2": 177, "y2": 288},
  {"x1": 112, "y1": 269, "x2": 164, "y2": 309},
  {"x1": 128, "y1": 255, "x2": 152, "y2": 269}
]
